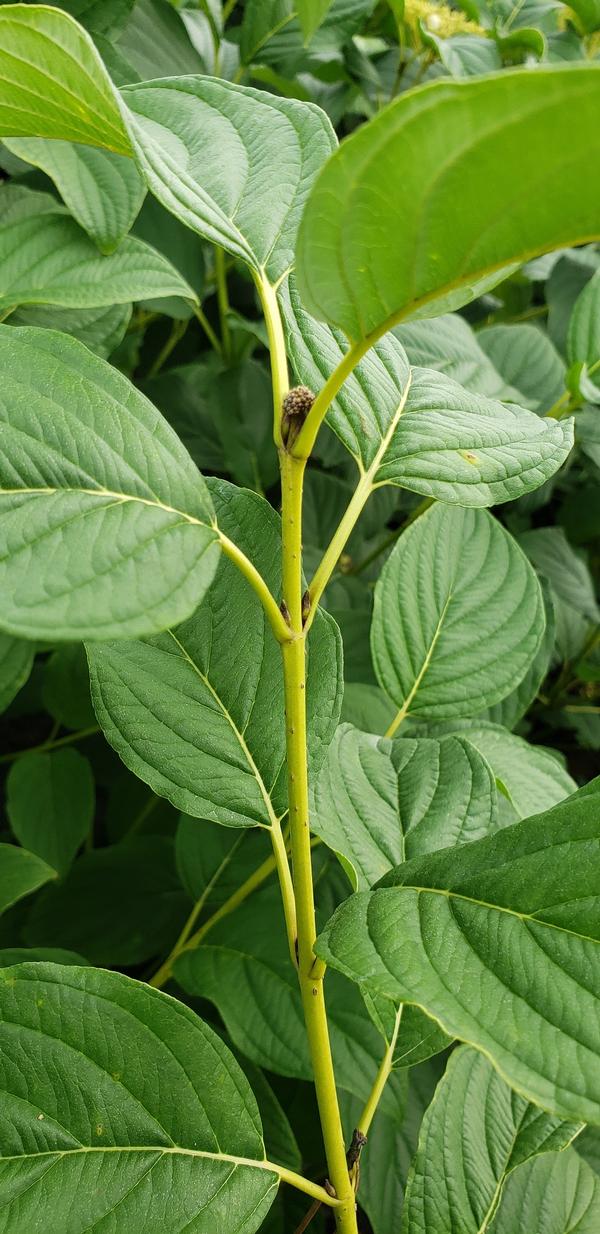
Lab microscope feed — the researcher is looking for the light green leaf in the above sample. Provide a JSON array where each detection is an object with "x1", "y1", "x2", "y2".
[
  {"x1": 478, "y1": 323, "x2": 567, "y2": 414},
  {"x1": 0, "y1": 632, "x2": 34, "y2": 714},
  {"x1": 393, "y1": 314, "x2": 515, "y2": 401},
  {"x1": 120, "y1": 78, "x2": 336, "y2": 283},
  {"x1": 312, "y1": 724, "x2": 498, "y2": 890},
  {"x1": 0, "y1": 186, "x2": 195, "y2": 311},
  {"x1": 281, "y1": 277, "x2": 572, "y2": 503},
  {"x1": 420, "y1": 722, "x2": 577, "y2": 825},
  {"x1": 0, "y1": 962, "x2": 279, "y2": 1231},
  {"x1": 296, "y1": 66, "x2": 600, "y2": 341},
  {"x1": 7, "y1": 749, "x2": 94, "y2": 876},
  {"x1": 0, "y1": 844, "x2": 56, "y2": 915},
  {"x1": 425, "y1": 32, "x2": 502, "y2": 77},
  {"x1": 0, "y1": 4, "x2": 131, "y2": 153},
  {"x1": 175, "y1": 885, "x2": 406, "y2": 1121},
  {"x1": 10, "y1": 301, "x2": 131, "y2": 357},
  {"x1": 402, "y1": 1046, "x2": 580, "y2": 1234},
  {"x1": 340, "y1": 682, "x2": 396, "y2": 734},
  {"x1": 0, "y1": 326, "x2": 219, "y2": 640},
  {"x1": 4, "y1": 136, "x2": 145, "y2": 253},
  {"x1": 24, "y1": 837, "x2": 190, "y2": 966},
  {"x1": 473, "y1": 579, "x2": 556, "y2": 730},
  {"x1": 568, "y1": 268, "x2": 600, "y2": 371},
  {"x1": 520, "y1": 527, "x2": 599, "y2": 660},
  {"x1": 372, "y1": 368, "x2": 572, "y2": 504},
  {"x1": 318, "y1": 779, "x2": 600, "y2": 1125},
  {"x1": 87, "y1": 481, "x2": 342, "y2": 826},
  {"x1": 490, "y1": 1148, "x2": 600, "y2": 1233},
  {"x1": 371, "y1": 505, "x2": 545, "y2": 723}
]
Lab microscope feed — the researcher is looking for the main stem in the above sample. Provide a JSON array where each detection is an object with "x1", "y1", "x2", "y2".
[{"x1": 280, "y1": 450, "x2": 358, "y2": 1234}]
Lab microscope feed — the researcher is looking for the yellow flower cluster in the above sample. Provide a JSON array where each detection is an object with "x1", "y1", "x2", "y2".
[{"x1": 404, "y1": 0, "x2": 485, "y2": 37}]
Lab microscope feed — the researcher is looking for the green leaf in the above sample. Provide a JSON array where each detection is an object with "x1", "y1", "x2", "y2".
[
  {"x1": 420, "y1": 722, "x2": 577, "y2": 825},
  {"x1": 0, "y1": 962, "x2": 278, "y2": 1231},
  {"x1": 87, "y1": 481, "x2": 342, "y2": 825},
  {"x1": 425, "y1": 33, "x2": 502, "y2": 77},
  {"x1": 132, "y1": 195, "x2": 205, "y2": 320},
  {"x1": 568, "y1": 268, "x2": 600, "y2": 371},
  {"x1": 393, "y1": 314, "x2": 515, "y2": 401},
  {"x1": 120, "y1": 78, "x2": 336, "y2": 284},
  {"x1": 520, "y1": 527, "x2": 599, "y2": 659},
  {"x1": 115, "y1": 0, "x2": 205, "y2": 80},
  {"x1": 568, "y1": 0, "x2": 600, "y2": 33},
  {"x1": 176, "y1": 817, "x2": 271, "y2": 911},
  {"x1": 490, "y1": 1148, "x2": 600, "y2": 1233},
  {"x1": 236, "y1": 1057, "x2": 302, "y2": 1172},
  {"x1": 0, "y1": 946, "x2": 88, "y2": 967},
  {"x1": 281, "y1": 278, "x2": 572, "y2": 503},
  {"x1": 341, "y1": 683, "x2": 396, "y2": 734},
  {"x1": 175, "y1": 885, "x2": 405, "y2": 1120},
  {"x1": 0, "y1": 844, "x2": 56, "y2": 915},
  {"x1": 340, "y1": 1061, "x2": 442, "y2": 1234},
  {"x1": 296, "y1": 66, "x2": 600, "y2": 341},
  {"x1": 318, "y1": 779, "x2": 600, "y2": 1125},
  {"x1": 0, "y1": 632, "x2": 34, "y2": 713},
  {"x1": 372, "y1": 368, "x2": 572, "y2": 504},
  {"x1": 10, "y1": 301, "x2": 131, "y2": 357},
  {"x1": 25, "y1": 837, "x2": 190, "y2": 966},
  {"x1": 41, "y1": 644, "x2": 96, "y2": 731},
  {"x1": 371, "y1": 505, "x2": 545, "y2": 723},
  {"x1": 3, "y1": 136, "x2": 145, "y2": 253},
  {"x1": 478, "y1": 323, "x2": 566, "y2": 414},
  {"x1": 312, "y1": 724, "x2": 498, "y2": 890},
  {"x1": 473, "y1": 579, "x2": 556, "y2": 730},
  {"x1": 0, "y1": 186, "x2": 195, "y2": 311},
  {"x1": 297, "y1": 0, "x2": 334, "y2": 41},
  {"x1": 7, "y1": 749, "x2": 94, "y2": 876},
  {"x1": 0, "y1": 4, "x2": 131, "y2": 153},
  {"x1": 402, "y1": 1046, "x2": 580, "y2": 1234},
  {"x1": 0, "y1": 326, "x2": 219, "y2": 640},
  {"x1": 8, "y1": 1, "x2": 137, "y2": 38}
]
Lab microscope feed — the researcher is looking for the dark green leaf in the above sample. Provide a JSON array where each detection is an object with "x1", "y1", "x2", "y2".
[{"x1": 7, "y1": 749, "x2": 94, "y2": 875}]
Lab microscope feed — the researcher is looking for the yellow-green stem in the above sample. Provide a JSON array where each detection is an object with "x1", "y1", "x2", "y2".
[
  {"x1": 215, "y1": 247, "x2": 232, "y2": 360},
  {"x1": 256, "y1": 274, "x2": 290, "y2": 446},
  {"x1": 219, "y1": 530, "x2": 292, "y2": 643},
  {"x1": 280, "y1": 450, "x2": 358, "y2": 1234},
  {"x1": 356, "y1": 1007, "x2": 403, "y2": 1136},
  {"x1": 305, "y1": 470, "x2": 374, "y2": 632},
  {"x1": 193, "y1": 303, "x2": 223, "y2": 356},
  {"x1": 149, "y1": 839, "x2": 285, "y2": 989},
  {"x1": 291, "y1": 340, "x2": 365, "y2": 460}
]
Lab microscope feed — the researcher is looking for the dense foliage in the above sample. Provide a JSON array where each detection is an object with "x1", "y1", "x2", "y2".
[{"x1": 0, "y1": 2, "x2": 598, "y2": 1232}]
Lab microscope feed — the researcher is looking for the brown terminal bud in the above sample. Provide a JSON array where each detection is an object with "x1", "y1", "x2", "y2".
[
  {"x1": 283, "y1": 385, "x2": 315, "y2": 418},
  {"x1": 281, "y1": 385, "x2": 315, "y2": 446}
]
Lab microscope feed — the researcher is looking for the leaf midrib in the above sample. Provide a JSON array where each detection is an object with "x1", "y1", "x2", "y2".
[
  {"x1": 387, "y1": 883, "x2": 600, "y2": 948},
  {"x1": 0, "y1": 485, "x2": 210, "y2": 528},
  {"x1": 167, "y1": 631, "x2": 282, "y2": 830}
]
